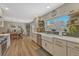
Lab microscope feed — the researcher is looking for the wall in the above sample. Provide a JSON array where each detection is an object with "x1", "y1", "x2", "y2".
[
  {"x1": 40, "y1": 3, "x2": 79, "y2": 31},
  {"x1": 0, "y1": 20, "x2": 27, "y2": 35},
  {"x1": 41, "y1": 3, "x2": 79, "y2": 20},
  {"x1": 7, "y1": 21, "x2": 27, "y2": 34}
]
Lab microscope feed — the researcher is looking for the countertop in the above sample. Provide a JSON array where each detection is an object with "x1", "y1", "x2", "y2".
[
  {"x1": 0, "y1": 33, "x2": 10, "y2": 48},
  {"x1": 0, "y1": 34, "x2": 10, "y2": 43},
  {"x1": 0, "y1": 34, "x2": 10, "y2": 36},
  {"x1": 34, "y1": 32, "x2": 79, "y2": 43}
]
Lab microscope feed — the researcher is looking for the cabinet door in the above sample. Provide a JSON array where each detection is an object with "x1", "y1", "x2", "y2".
[
  {"x1": 42, "y1": 39, "x2": 54, "y2": 55},
  {"x1": 54, "y1": 39, "x2": 66, "y2": 56},
  {"x1": 42, "y1": 39, "x2": 47, "y2": 50},
  {"x1": 46, "y1": 41, "x2": 54, "y2": 55},
  {"x1": 0, "y1": 8, "x2": 3, "y2": 16},
  {"x1": 67, "y1": 41, "x2": 79, "y2": 56},
  {"x1": 68, "y1": 47, "x2": 79, "y2": 56}
]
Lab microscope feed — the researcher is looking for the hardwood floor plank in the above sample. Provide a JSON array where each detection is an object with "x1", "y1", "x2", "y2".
[{"x1": 5, "y1": 37, "x2": 51, "y2": 56}]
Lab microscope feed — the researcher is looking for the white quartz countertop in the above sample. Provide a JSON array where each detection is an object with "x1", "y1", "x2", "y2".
[
  {"x1": 0, "y1": 33, "x2": 10, "y2": 41},
  {"x1": 0, "y1": 33, "x2": 10, "y2": 49},
  {"x1": 34, "y1": 32, "x2": 79, "y2": 43},
  {"x1": 0, "y1": 34, "x2": 10, "y2": 36}
]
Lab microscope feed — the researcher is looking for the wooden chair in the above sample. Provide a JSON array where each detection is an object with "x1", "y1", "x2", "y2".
[{"x1": 10, "y1": 33, "x2": 19, "y2": 40}]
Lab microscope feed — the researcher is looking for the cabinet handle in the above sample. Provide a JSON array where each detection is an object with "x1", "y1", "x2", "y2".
[{"x1": 56, "y1": 44, "x2": 63, "y2": 47}]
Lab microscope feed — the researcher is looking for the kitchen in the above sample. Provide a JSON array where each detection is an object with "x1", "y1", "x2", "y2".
[
  {"x1": 0, "y1": 19, "x2": 28, "y2": 55},
  {"x1": 31, "y1": 3, "x2": 79, "y2": 56},
  {"x1": 0, "y1": 3, "x2": 79, "y2": 56}
]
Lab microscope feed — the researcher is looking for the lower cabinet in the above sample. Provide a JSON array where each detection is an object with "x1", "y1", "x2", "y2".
[
  {"x1": 46, "y1": 41, "x2": 54, "y2": 55},
  {"x1": 54, "y1": 38, "x2": 67, "y2": 56},
  {"x1": 42, "y1": 39, "x2": 47, "y2": 50},
  {"x1": 41, "y1": 34, "x2": 79, "y2": 56},
  {"x1": 42, "y1": 39, "x2": 54, "y2": 55},
  {"x1": 67, "y1": 42, "x2": 79, "y2": 56},
  {"x1": 43, "y1": 40, "x2": 48, "y2": 51},
  {"x1": 68, "y1": 47, "x2": 79, "y2": 56}
]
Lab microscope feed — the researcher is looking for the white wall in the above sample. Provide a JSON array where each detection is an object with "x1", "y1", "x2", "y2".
[
  {"x1": 42, "y1": 3, "x2": 79, "y2": 20},
  {"x1": 41, "y1": 3, "x2": 79, "y2": 31},
  {"x1": 0, "y1": 20, "x2": 27, "y2": 35},
  {"x1": 5, "y1": 21, "x2": 27, "y2": 35},
  {"x1": 0, "y1": 8, "x2": 3, "y2": 16}
]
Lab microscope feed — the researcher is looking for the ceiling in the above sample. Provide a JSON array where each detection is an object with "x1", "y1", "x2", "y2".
[{"x1": 0, "y1": 3, "x2": 64, "y2": 23}]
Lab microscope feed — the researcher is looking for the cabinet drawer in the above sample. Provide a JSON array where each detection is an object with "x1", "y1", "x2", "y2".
[
  {"x1": 55, "y1": 38, "x2": 66, "y2": 46},
  {"x1": 42, "y1": 39, "x2": 54, "y2": 55},
  {"x1": 67, "y1": 42, "x2": 79, "y2": 50},
  {"x1": 42, "y1": 36, "x2": 53, "y2": 43}
]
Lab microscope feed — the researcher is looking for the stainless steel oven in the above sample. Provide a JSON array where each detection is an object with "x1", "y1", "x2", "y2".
[{"x1": 0, "y1": 38, "x2": 7, "y2": 56}]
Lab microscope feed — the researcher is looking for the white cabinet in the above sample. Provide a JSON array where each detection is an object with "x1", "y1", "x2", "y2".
[
  {"x1": 42, "y1": 39, "x2": 47, "y2": 50},
  {"x1": 46, "y1": 40, "x2": 54, "y2": 55},
  {"x1": 54, "y1": 38, "x2": 67, "y2": 56},
  {"x1": 0, "y1": 8, "x2": 3, "y2": 16},
  {"x1": 42, "y1": 35, "x2": 54, "y2": 55},
  {"x1": 67, "y1": 42, "x2": 79, "y2": 56},
  {"x1": 0, "y1": 20, "x2": 4, "y2": 27},
  {"x1": 42, "y1": 39, "x2": 54, "y2": 55},
  {"x1": 68, "y1": 48, "x2": 79, "y2": 56}
]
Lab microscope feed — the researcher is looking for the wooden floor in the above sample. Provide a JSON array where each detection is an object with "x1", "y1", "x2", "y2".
[{"x1": 4, "y1": 37, "x2": 51, "y2": 56}]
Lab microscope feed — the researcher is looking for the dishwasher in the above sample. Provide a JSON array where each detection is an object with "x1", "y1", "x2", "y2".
[{"x1": 37, "y1": 34, "x2": 42, "y2": 47}]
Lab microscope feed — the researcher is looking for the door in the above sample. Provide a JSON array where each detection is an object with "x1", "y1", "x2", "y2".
[{"x1": 26, "y1": 24, "x2": 30, "y2": 36}]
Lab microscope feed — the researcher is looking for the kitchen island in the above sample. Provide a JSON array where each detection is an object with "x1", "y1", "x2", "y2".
[{"x1": 0, "y1": 34, "x2": 10, "y2": 55}]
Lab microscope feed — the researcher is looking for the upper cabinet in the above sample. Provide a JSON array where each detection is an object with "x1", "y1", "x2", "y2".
[
  {"x1": 0, "y1": 20, "x2": 4, "y2": 27},
  {"x1": 0, "y1": 8, "x2": 3, "y2": 17},
  {"x1": 34, "y1": 16, "x2": 45, "y2": 32}
]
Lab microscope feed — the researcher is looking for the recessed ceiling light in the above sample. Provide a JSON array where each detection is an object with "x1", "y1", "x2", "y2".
[
  {"x1": 5, "y1": 8, "x2": 9, "y2": 10},
  {"x1": 46, "y1": 6, "x2": 50, "y2": 9}
]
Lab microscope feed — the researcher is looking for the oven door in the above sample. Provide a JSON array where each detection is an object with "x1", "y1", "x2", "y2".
[{"x1": 1, "y1": 39, "x2": 7, "y2": 55}]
